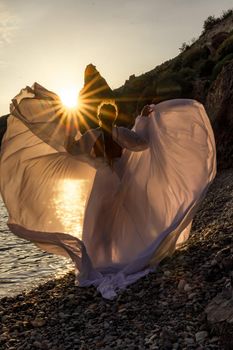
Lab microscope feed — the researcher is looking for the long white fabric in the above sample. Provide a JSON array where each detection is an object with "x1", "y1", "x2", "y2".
[{"x1": 0, "y1": 83, "x2": 216, "y2": 299}]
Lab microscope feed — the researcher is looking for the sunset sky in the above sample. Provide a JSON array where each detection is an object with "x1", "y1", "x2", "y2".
[{"x1": 0, "y1": 0, "x2": 232, "y2": 115}]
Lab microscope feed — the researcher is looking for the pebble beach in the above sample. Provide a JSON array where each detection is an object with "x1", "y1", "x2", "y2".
[{"x1": 1, "y1": 169, "x2": 233, "y2": 350}]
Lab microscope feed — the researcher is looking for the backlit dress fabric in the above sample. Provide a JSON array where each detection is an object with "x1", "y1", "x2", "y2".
[{"x1": 0, "y1": 83, "x2": 216, "y2": 299}]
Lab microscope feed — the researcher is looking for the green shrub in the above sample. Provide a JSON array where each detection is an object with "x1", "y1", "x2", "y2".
[
  {"x1": 178, "y1": 67, "x2": 197, "y2": 79},
  {"x1": 137, "y1": 86, "x2": 155, "y2": 105},
  {"x1": 153, "y1": 70, "x2": 195, "y2": 98},
  {"x1": 171, "y1": 57, "x2": 183, "y2": 71},
  {"x1": 221, "y1": 9, "x2": 233, "y2": 20},
  {"x1": 199, "y1": 59, "x2": 215, "y2": 77},
  {"x1": 129, "y1": 78, "x2": 146, "y2": 91},
  {"x1": 156, "y1": 79, "x2": 182, "y2": 96},
  {"x1": 182, "y1": 46, "x2": 210, "y2": 68},
  {"x1": 217, "y1": 34, "x2": 233, "y2": 59},
  {"x1": 179, "y1": 42, "x2": 190, "y2": 53},
  {"x1": 203, "y1": 15, "x2": 220, "y2": 31},
  {"x1": 202, "y1": 10, "x2": 233, "y2": 34},
  {"x1": 211, "y1": 54, "x2": 233, "y2": 80},
  {"x1": 211, "y1": 32, "x2": 229, "y2": 50}
]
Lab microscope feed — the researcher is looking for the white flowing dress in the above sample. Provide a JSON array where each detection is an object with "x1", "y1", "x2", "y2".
[{"x1": 0, "y1": 83, "x2": 216, "y2": 299}]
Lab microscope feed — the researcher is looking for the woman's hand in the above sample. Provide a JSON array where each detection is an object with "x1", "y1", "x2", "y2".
[{"x1": 141, "y1": 105, "x2": 153, "y2": 117}]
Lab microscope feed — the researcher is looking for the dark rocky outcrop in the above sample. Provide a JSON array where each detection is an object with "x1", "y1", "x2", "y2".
[
  {"x1": 78, "y1": 64, "x2": 114, "y2": 132},
  {"x1": 113, "y1": 11, "x2": 233, "y2": 169},
  {"x1": 211, "y1": 31, "x2": 229, "y2": 50},
  {"x1": 206, "y1": 61, "x2": 233, "y2": 169}
]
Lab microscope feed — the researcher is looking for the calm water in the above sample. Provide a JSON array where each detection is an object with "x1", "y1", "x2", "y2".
[{"x1": 0, "y1": 200, "x2": 73, "y2": 298}]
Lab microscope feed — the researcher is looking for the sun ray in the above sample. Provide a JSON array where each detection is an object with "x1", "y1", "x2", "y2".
[
  {"x1": 76, "y1": 110, "x2": 90, "y2": 132},
  {"x1": 20, "y1": 100, "x2": 64, "y2": 137},
  {"x1": 80, "y1": 74, "x2": 106, "y2": 94},
  {"x1": 29, "y1": 76, "x2": 160, "y2": 143},
  {"x1": 80, "y1": 106, "x2": 98, "y2": 124},
  {"x1": 81, "y1": 85, "x2": 110, "y2": 100},
  {"x1": 80, "y1": 102, "x2": 100, "y2": 113}
]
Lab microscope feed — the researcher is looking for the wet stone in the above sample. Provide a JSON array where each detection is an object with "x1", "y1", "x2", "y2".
[{"x1": 195, "y1": 331, "x2": 208, "y2": 343}]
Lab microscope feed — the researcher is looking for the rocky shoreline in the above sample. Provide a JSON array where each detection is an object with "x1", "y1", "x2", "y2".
[{"x1": 1, "y1": 169, "x2": 233, "y2": 350}]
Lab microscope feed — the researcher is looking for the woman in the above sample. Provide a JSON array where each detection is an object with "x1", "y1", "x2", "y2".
[
  {"x1": 0, "y1": 83, "x2": 216, "y2": 299},
  {"x1": 65, "y1": 102, "x2": 150, "y2": 163},
  {"x1": 65, "y1": 102, "x2": 153, "y2": 270}
]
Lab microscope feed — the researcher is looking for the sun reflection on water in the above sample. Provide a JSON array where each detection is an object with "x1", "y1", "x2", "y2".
[{"x1": 53, "y1": 179, "x2": 89, "y2": 239}]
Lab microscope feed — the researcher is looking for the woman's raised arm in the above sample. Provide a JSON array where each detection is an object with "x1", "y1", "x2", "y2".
[{"x1": 114, "y1": 105, "x2": 153, "y2": 152}]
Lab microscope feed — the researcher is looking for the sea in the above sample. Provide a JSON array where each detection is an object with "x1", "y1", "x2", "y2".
[{"x1": 0, "y1": 199, "x2": 73, "y2": 298}]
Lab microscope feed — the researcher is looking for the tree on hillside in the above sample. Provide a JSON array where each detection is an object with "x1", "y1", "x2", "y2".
[{"x1": 203, "y1": 15, "x2": 219, "y2": 31}]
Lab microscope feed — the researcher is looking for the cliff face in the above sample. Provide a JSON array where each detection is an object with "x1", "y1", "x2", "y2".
[
  {"x1": 78, "y1": 64, "x2": 114, "y2": 132},
  {"x1": 206, "y1": 61, "x2": 233, "y2": 169},
  {"x1": 198, "y1": 12, "x2": 233, "y2": 46},
  {"x1": 113, "y1": 11, "x2": 233, "y2": 169}
]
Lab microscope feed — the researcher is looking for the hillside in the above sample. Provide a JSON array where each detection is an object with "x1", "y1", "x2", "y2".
[
  {"x1": 113, "y1": 9, "x2": 233, "y2": 169},
  {"x1": 115, "y1": 9, "x2": 233, "y2": 106}
]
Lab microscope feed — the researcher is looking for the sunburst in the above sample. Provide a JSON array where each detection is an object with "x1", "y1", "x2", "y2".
[
  {"x1": 58, "y1": 86, "x2": 79, "y2": 109},
  {"x1": 55, "y1": 74, "x2": 155, "y2": 137}
]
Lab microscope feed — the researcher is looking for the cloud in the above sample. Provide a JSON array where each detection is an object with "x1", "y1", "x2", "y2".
[{"x1": 0, "y1": 4, "x2": 18, "y2": 46}]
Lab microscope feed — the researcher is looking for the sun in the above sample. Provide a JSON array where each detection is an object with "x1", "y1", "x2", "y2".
[{"x1": 58, "y1": 86, "x2": 79, "y2": 109}]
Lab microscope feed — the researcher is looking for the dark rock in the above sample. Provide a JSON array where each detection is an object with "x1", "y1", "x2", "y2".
[
  {"x1": 78, "y1": 64, "x2": 114, "y2": 132},
  {"x1": 211, "y1": 32, "x2": 229, "y2": 50},
  {"x1": 206, "y1": 60, "x2": 233, "y2": 169},
  {"x1": 195, "y1": 331, "x2": 208, "y2": 343}
]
